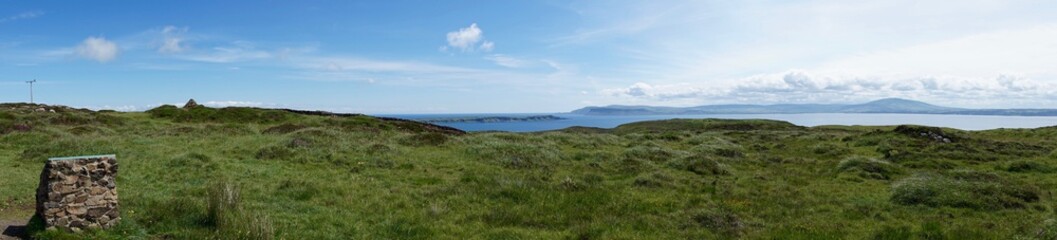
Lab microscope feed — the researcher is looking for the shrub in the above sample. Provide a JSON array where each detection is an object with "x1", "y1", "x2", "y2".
[
  {"x1": 836, "y1": 157, "x2": 901, "y2": 180},
  {"x1": 890, "y1": 172, "x2": 1041, "y2": 210}
]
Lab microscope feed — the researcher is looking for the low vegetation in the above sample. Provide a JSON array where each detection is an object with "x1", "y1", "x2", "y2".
[{"x1": 1, "y1": 103, "x2": 1055, "y2": 239}]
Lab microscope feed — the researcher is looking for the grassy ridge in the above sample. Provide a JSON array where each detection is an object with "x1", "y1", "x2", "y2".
[{"x1": 1, "y1": 103, "x2": 1056, "y2": 239}]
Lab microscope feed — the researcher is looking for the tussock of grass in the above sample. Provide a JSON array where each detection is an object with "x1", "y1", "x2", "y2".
[
  {"x1": 622, "y1": 143, "x2": 686, "y2": 163},
  {"x1": 890, "y1": 171, "x2": 1040, "y2": 210},
  {"x1": 633, "y1": 171, "x2": 675, "y2": 188},
  {"x1": 207, "y1": 181, "x2": 274, "y2": 240},
  {"x1": 464, "y1": 135, "x2": 561, "y2": 169},
  {"x1": 690, "y1": 144, "x2": 744, "y2": 159},
  {"x1": 836, "y1": 156, "x2": 901, "y2": 180},
  {"x1": 669, "y1": 154, "x2": 729, "y2": 175},
  {"x1": 812, "y1": 142, "x2": 852, "y2": 158}
]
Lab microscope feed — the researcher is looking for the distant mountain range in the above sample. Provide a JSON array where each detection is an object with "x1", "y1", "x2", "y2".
[{"x1": 571, "y1": 98, "x2": 1057, "y2": 116}]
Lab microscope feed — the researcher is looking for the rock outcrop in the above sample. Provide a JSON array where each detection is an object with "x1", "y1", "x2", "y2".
[{"x1": 35, "y1": 155, "x2": 120, "y2": 232}]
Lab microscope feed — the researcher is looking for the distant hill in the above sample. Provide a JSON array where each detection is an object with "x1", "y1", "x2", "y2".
[{"x1": 571, "y1": 98, "x2": 1057, "y2": 116}]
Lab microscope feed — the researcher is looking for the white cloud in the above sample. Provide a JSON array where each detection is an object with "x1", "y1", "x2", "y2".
[
  {"x1": 75, "y1": 37, "x2": 119, "y2": 62},
  {"x1": 602, "y1": 70, "x2": 1057, "y2": 108},
  {"x1": 445, "y1": 23, "x2": 493, "y2": 52},
  {"x1": 158, "y1": 26, "x2": 188, "y2": 53}
]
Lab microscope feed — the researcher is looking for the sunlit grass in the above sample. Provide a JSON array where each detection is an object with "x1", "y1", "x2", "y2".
[{"x1": 1, "y1": 103, "x2": 1055, "y2": 239}]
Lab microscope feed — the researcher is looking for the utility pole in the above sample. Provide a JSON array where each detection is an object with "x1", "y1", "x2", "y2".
[{"x1": 26, "y1": 79, "x2": 36, "y2": 103}]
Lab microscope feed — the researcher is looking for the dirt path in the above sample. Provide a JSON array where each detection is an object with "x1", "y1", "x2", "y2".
[{"x1": 0, "y1": 218, "x2": 28, "y2": 240}]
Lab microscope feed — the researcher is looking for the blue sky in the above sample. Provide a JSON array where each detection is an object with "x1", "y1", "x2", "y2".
[{"x1": 2, "y1": 0, "x2": 1057, "y2": 113}]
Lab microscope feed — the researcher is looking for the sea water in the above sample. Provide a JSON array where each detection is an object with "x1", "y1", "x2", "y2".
[{"x1": 381, "y1": 113, "x2": 1057, "y2": 132}]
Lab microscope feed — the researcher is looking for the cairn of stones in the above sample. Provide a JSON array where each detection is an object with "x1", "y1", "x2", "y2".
[{"x1": 36, "y1": 154, "x2": 120, "y2": 232}]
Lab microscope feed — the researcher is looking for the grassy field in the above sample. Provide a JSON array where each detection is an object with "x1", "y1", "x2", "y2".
[{"x1": 1, "y1": 103, "x2": 1056, "y2": 239}]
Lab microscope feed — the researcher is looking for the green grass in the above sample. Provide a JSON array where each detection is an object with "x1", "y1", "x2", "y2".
[{"x1": 1, "y1": 103, "x2": 1056, "y2": 239}]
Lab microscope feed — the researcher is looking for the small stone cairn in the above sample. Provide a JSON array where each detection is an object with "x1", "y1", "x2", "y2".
[
  {"x1": 35, "y1": 154, "x2": 120, "y2": 232},
  {"x1": 183, "y1": 98, "x2": 199, "y2": 108}
]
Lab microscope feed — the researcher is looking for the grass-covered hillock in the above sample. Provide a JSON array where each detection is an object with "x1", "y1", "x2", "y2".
[{"x1": 1, "y1": 103, "x2": 1056, "y2": 239}]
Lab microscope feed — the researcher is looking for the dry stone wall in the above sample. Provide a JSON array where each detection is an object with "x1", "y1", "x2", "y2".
[{"x1": 35, "y1": 154, "x2": 120, "y2": 232}]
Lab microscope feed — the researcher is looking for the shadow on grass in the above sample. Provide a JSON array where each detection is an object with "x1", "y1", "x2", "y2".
[{"x1": 2, "y1": 214, "x2": 43, "y2": 240}]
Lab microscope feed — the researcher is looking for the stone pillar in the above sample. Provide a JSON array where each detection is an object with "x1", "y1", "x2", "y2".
[{"x1": 35, "y1": 154, "x2": 120, "y2": 232}]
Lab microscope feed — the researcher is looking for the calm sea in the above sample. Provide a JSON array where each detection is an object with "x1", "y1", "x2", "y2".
[{"x1": 379, "y1": 113, "x2": 1057, "y2": 132}]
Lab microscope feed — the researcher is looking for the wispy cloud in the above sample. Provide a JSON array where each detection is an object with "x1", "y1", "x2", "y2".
[
  {"x1": 300, "y1": 56, "x2": 477, "y2": 74},
  {"x1": 158, "y1": 26, "x2": 189, "y2": 54},
  {"x1": 0, "y1": 11, "x2": 43, "y2": 23},
  {"x1": 485, "y1": 54, "x2": 529, "y2": 68},
  {"x1": 176, "y1": 41, "x2": 272, "y2": 63}
]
